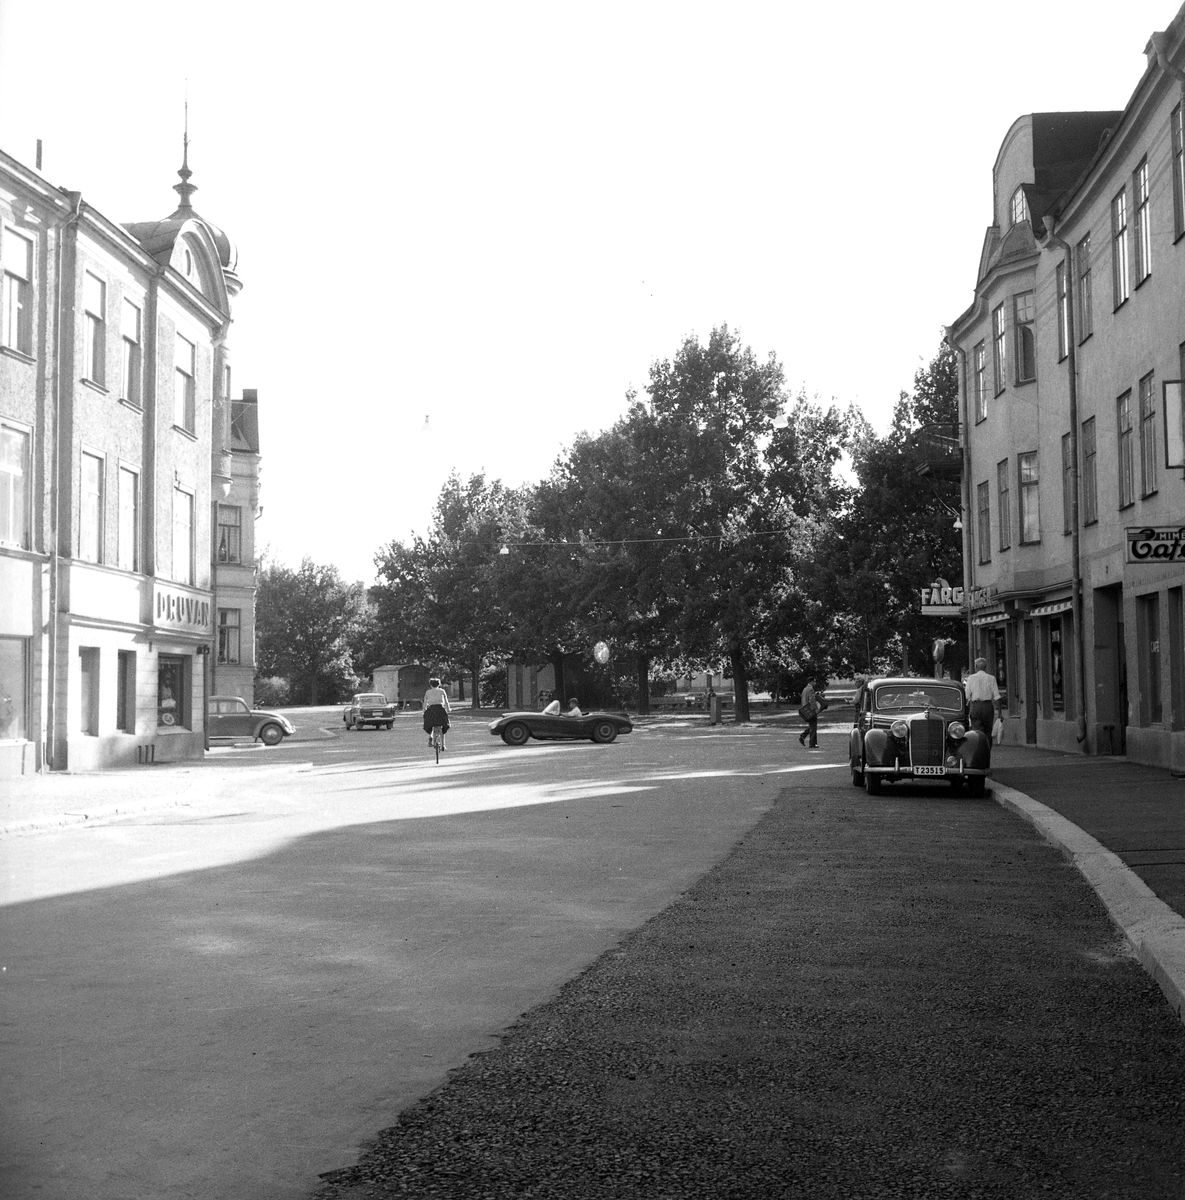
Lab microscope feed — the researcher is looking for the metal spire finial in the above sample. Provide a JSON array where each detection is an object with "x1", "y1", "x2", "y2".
[{"x1": 173, "y1": 88, "x2": 196, "y2": 210}]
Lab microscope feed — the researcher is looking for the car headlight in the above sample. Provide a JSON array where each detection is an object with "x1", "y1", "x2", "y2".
[
  {"x1": 948, "y1": 722, "x2": 966, "y2": 740},
  {"x1": 890, "y1": 720, "x2": 908, "y2": 740}
]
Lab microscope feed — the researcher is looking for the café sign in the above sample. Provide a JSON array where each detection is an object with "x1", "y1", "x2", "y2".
[
  {"x1": 153, "y1": 583, "x2": 214, "y2": 634},
  {"x1": 1125, "y1": 526, "x2": 1185, "y2": 564}
]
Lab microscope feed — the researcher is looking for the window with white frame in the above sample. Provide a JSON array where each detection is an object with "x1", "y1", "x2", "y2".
[
  {"x1": 1, "y1": 421, "x2": 30, "y2": 549},
  {"x1": 216, "y1": 504, "x2": 242, "y2": 563},
  {"x1": 83, "y1": 271, "x2": 106, "y2": 385},
  {"x1": 174, "y1": 333, "x2": 195, "y2": 431},
  {"x1": 217, "y1": 609, "x2": 241, "y2": 664},
  {"x1": 992, "y1": 304, "x2": 1006, "y2": 395},
  {"x1": 1018, "y1": 452, "x2": 1040, "y2": 543},
  {"x1": 118, "y1": 465, "x2": 139, "y2": 572},
  {"x1": 1082, "y1": 416, "x2": 1098, "y2": 525},
  {"x1": 973, "y1": 341, "x2": 986, "y2": 422},
  {"x1": 1173, "y1": 104, "x2": 1184, "y2": 240},
  {"x1": 1014, "y1": 291, "x2": 1036, "y2": 383},
  {"x1": 1076, "y1": 233, "x2": 1093, "y2": 341},
  {"x1": 1117, "y1": 390, "x2": 1135, "y2": 508},
  {"x1": 121, "y1": 299, "x2": 141, "y2": 405},
  {"x1": 1010, "y1": 186, "x2": 1029, "y2": 227},
  {"x1": 997, "y1": 459, "x2": 1011, "y2": 551},
  {"x1": 1134, "y1": 159, "x2": 1152, "y2": 284},
  {"x1": 1139, "y1": 371, "x2": 1157, "y2": 498},
  {"x1": 2, "y1": 227, "x2": 33, "y2": 356},
  {"x1": 977, "y1": 481, "x2": 991, "y2": 564},
  {"x1": 172, "y1": 486, "x2": 194, "y2": 585},
  {"x1": 80, "y1": 450, "x2": 103, "y2": 562},
  {"x1": 1111, "y1": 189, "x2": 1129, "y2": 308},
  {"x1": 1055, "y1": 262, "x2": 1069, "y2": 362},
  {"x1": 1062, "y1": 433, "x2": 1073, "y2": 535}
]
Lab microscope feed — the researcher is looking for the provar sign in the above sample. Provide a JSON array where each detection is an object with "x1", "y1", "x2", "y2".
[
  {"x1": 153, "y1": 584, "x2": 213, "y2": 632},
  {"x1": 1126, "y1": 526, "x2": 1185, "y2": 564}
]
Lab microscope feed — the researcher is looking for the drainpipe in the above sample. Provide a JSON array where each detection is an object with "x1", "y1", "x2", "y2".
[
  {"x1": 1150, "y1": 32, "x2": 1185, "y2": 89},
  {"x1": 943, "y1": 328, "x2": 974, "y2": 673},
  {"x1": 1043, "y1": 216, "x2": 1089, "y2": 747},
  {"x1": 44, "y1": 190, "x2": 84, "y2": 772}
]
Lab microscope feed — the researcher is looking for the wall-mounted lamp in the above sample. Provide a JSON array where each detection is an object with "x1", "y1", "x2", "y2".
[
  {"x1": 499, "y1": 544, "x2": 510, "y2": 555},
  {"x1": 953, "y1": 517, "x2": 963, "y2": 532}
]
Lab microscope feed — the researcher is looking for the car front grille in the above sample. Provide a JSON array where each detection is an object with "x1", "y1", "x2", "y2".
[{"x1": 910, "y1": 716, "x2": 946, "y2": 766}]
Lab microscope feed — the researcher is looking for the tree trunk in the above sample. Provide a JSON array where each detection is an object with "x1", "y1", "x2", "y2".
[
  {"x1": 309, "y1": 674, "x2": 319, "y2": 706},
  {"x1": 729, "y1": 641, "x2": 751, "y2": 723},
  {"x1": 457, "y1": 674, "x2": 465, "y2": 702},
  {"x1": 471, "y1": 650, "x2": 482, "y2": 708},
  {"x1": 551, "y1": 650, "x2": 566, "y2": 705},
  {"x1": 636, "y1": 654, "x2": 650, "y2": 715}
]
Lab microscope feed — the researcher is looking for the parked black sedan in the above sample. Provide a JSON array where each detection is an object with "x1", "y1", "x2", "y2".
[
  {"x1": 848, "y1": 676, "x2": 991, "y2": 797},
  {"x1": 489, "y1": 709, "x2": 633, "y2": 747}
]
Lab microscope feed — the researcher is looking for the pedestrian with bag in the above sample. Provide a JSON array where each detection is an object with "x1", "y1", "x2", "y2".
[{"x1": 798, "y1": 679, "x2": 826, "y2": 748}]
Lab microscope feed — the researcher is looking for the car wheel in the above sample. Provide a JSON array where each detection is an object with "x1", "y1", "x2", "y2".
[
  {"x1": 864, "y1": 771, "x2": 882, "y2": 796},
  {"x1": 501, "y1": 722, "x2": 530, "y2": 747},
  {"x1": 259, "y1": 723, "x2": 285, "y2": 746},
  {"x1": 967, "y1": 776, "x2": 987, "y2": 798},
  {"x1": 591, "y1": 720, "x2": 618, "y2": 744},
  {"x1": 851, "y1": 769, "x2": 864, "y2": 788},
  {"x1": 384, "y1": 722, "x2": 393, "y2": 730}
]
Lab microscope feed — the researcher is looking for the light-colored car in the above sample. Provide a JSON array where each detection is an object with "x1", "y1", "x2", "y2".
[
  {"x1": 343, "y1": 693, "x2": 397, "y2": 730},
  {"x1": 208, "y1": 696, "x2": 295, "y2": 746}
]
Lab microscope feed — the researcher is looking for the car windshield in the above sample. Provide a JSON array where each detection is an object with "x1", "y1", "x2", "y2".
[
  {"x1": 873, "y1": 685, "x2": 963, "y2": 713},
  {"x1": 356, "y1": 694, "x2": 386, "y2": 704}
]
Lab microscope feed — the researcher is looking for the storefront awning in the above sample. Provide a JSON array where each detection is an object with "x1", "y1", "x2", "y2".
[
  {"x1": 1030, "y1": 599, "x2": 1073, "y2": 618},
  {"x1": 972, "y1": 611, "x2": 1009, "y2": 626}
]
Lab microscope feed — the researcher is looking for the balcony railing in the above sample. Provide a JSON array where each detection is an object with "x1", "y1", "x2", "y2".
[{"x1": 915, "y1": 423, "x2": 962, "y2": 478}]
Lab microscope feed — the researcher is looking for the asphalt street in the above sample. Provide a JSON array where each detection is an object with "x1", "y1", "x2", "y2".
[{"x1": 3, "y1": 710, "x2": 1185, "y2": 1199}]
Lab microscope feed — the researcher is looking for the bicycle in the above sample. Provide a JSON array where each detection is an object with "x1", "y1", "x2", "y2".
[{"x1": 431, "y1": 723, "x2": 445, "y2": 764}]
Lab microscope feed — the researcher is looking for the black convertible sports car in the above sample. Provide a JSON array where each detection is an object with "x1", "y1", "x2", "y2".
[{"x1": 489, "y1": 709, "x2": 633, "y2": 747}]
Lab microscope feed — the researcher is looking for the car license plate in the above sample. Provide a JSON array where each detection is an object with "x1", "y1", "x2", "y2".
[{"x1": 913, "y1": 765, "x2": 945, "y2": 776}]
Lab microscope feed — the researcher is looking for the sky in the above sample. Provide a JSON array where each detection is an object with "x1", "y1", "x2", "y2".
[{"x1": 0, "y1": 0, "x2": 1178, "y2": 584}]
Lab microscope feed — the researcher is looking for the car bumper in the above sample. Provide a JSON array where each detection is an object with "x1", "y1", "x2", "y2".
[{"x1": 864, "y1": 765, "x2": 990, "y2": 779}]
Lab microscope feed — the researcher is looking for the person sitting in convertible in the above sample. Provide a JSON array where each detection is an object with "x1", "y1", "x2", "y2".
[
  {"x1": 563, "y1": 697, "x2": 582, "y2": 717},
  {"x1": 422, "y1": 677, "x2": 451, "y2": 749}
]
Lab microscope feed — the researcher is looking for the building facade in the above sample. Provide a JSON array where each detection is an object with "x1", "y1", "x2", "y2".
[
  {"x1": 0, "y1": 145, "x2": 260, "y2": 775},
  {"x1": 949, "y1": 5, "x2": 1185, "y2": 769}
]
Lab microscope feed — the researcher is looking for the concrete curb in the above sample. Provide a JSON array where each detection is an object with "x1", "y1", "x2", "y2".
[{"x1": 993, "y1": 782, "x2": 1185, "y2": 1027}]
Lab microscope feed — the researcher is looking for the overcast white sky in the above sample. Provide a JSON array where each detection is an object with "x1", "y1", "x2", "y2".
[{"x1": 0, "y1": 0, "x2": 1177, "y2": 583}]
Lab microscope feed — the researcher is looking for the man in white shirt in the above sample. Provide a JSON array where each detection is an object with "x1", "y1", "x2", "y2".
[{"x1": 964, "y1": 658, "x2": 1002, "y2": 736}]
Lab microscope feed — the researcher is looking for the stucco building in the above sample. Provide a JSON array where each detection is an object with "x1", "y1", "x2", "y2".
[
  {"x1": 0, "y1": 143, "x2": 260, "y2": 774},
  {"x1": 948, "y1": 5, "x2": 1185, "y2": 768}
]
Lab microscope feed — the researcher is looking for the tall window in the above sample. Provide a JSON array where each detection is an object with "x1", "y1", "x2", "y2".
[
  {"x1": 83, "y1": 271, "x2": 106, "y2": 385},
  {"x1": 1082, "y1": 416, "x2": 1098, "y2": 525},
  {"x1": 973, "y1": 341, "x2": 987, "y2": 422},
  {"x1": 157, "y1": 655, "x2": 188, "y2": 728},
  {"x1": 121, "y1": 299, "x2": 141, "y2": 405},
  {"x1": 118, "y1": 465, "x2": 139, "y2": 572},
  {"x1": 1139, "y1": 371, "x2": 1158, "y2": 498},
  {"x1": 1134, "y1": 159, "x2": 1152, "y2": 284},
  {"x1": 2, "y1": 227, "x2": 33, "y2": 355},
  {"x1": 1014, "y1": 291, "x2": 1036, "y2": 383},
  {"x1": 992, "y1": 304, "x2": 1006, "y2": 395},
  {"x1": 0, "y1": 636, "x2": 28, "y2": 739},
  {"x1": 1173, "y1": 104, "x2": 1185, "y2": 240},
  {"x1": 1076, "y1": 233, "x2": 1093, "y2": 341},
  {"x1": 172, "y1": 486, "x2": 194, "y2": 585},
  {"x1": 79, "y1": 647, "x2": 100, "y2": 735},
  {"x1": 174, "y1": 333, "x2": 196, "y2": 431},
  {"x1": 1055, "y1": 262, "x2": 1069, "y2": 362},
  {"x1": 1117, "y1": 390, "x2": 1135, "y2": 508},
  {"x1": 977, "y1": 481, "x2": 991, "y2": 564},
  {"x1": 217, "y1": 609, "x2": 241, "y2": 664},
  {"x1": 997, "y1": 459, "x2": 1011, "y2": 551},
  {"x1": 1111, "y1": 189, "x2": 1129, "y2": 308},
  {"x1": 0, "y1": 422, "x2": 30, "y2": 549},
  {"x1": 1018, "y1": 452, "x2": 1040, "y2": 543},
  {"x1": 1137, "y1": 593, "x2": 1163, "y2": 725},
  {"x1": 1010, "y1": 186, "x2": 1029, "y2": 227},
  {"x1": 216, "y1": 504, "x2": 242, "y2": 563},
  {"x1": 117, "y1": 650, "x2": 136, "y2": 734},
  {"x1": 80, "y1": 451, "x2": 103, "y2": 563},
  {"x1": 1062, "y1": 433, "x2": 1074, "y2": 535}
]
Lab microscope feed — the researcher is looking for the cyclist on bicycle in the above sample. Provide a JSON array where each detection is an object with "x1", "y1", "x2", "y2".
[{"x1": 422, "y1": 677, "x2": 451, "y2": 750}]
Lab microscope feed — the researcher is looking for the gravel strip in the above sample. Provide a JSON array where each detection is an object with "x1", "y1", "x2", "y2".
[{"x1": 312, "y1": 788, "x2": 1185, "y2": 1199}]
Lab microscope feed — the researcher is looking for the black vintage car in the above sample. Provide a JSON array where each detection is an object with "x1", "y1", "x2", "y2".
[
  {"x1": 849, "y1": 676, "x2": 991, "y2": 797},
  {"x1": 343, "y1": 693, "x2": 397, "y2": 730},
  {"x1": 489, "y1": 709, "x2": 633, "y2": 747}
]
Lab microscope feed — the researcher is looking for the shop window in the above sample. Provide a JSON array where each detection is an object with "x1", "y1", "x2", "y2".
[
  {"x1": 157, "y1": 655, "x2": 189, "y2": 729},
  {"x1": 117, "y1": 650, "x2": 136, "y2": 733},
  {"x1": 0, "y1": 636, "x2": 29, "y2": 739},
  {"x1": 1048, "y1": 619, "x2": 1064, "y2": 714},
  {"x1": 1137, "y1": 593, "x2": 1163, "y2": 725},
  {"x1": 79, "y1": 646, "x2": 100, "y2": 735},
  {"x1": 990, "y1": 625, "x2": 1008, "y2": 710}
]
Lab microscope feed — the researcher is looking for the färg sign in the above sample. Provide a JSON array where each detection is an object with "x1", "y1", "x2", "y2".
[{"x1": 920, "y1": 579, "x2": 963, "y2": 616}]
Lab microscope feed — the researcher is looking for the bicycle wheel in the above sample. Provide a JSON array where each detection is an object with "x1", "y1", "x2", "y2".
[{"x1": 433, "y1": 726, "x2": 442, "y2": 764}]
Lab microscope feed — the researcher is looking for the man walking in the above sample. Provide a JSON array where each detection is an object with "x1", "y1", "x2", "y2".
[
  {"x1": 964, "y1": 657, "x2": 1001, "y2": 738},
  {"x1": 798, "y1": 680, "x2": 824, "y2": 749}
]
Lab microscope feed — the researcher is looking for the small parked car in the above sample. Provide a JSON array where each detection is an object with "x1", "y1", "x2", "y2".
[
  {"x1": 489, "y1": 709, "x2": 633, "y2": 747},
  {"x1": 208, "y1": 696, "x2": 295, "y2": 746},
  {"x1": 849, "y1": 676, "x2": 991, "y2": 797},
  {"x1": 343, "y1": 693, "x2": 397, "y2": 730}
]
